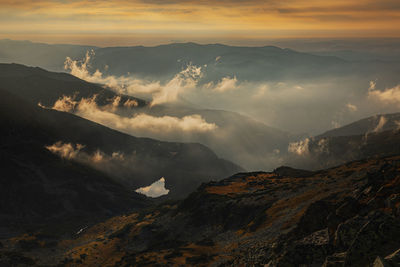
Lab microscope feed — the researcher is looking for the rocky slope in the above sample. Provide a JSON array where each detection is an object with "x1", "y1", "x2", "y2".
[{"x1": 2, "y1": 155, "x2": 399, "y2": 266}]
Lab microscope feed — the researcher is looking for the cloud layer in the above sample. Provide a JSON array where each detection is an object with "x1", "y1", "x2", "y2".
[
  {"x1": 64, "y1": 51, "x2": 202, "y2": 106},
  {"x1": 51, "y1": 95, "x2": 217, "y2": 135},
  {"x1": 368, "y1": 81, "x2": 400, "y2": 107},
  {"x1": 2, "y1": 0, "x2": 400, "y2": 46}
]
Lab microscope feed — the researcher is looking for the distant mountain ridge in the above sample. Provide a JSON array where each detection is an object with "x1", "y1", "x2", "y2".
[
  {"x1": 318, "y1": 112, "x2": 400, "y2": 138},
  {"x1": 0, "y1": 39, "x2": 348, "y2": 82},
  {"x1": 285, "y1": 112, "x2": 400, "y2": 170}
]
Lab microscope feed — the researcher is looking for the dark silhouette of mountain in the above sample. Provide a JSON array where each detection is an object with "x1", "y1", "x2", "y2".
[
  {"x1": 0, "y1": 63, "x2": 146, "y2": 107},
  {"x1": 0, "y1": 89, "x2": 151, "y2": 234},
  {"x1": 0, "y1": 63, "x2": 291, "y2": 170},
  {"x1": 2, "y1": 155, "x2": 399, "y2": 266},
  {"x1": 0, "y1": 89, "x2": 242, "y2": 203}
]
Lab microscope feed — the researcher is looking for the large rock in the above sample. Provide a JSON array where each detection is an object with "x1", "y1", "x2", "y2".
[
  {"x1": 322, "y1": 252, "x2": 346, "y2": 267},
  {"x1": 385, "y1": 248, "x2": 400, "y2": 266},
  {"x1": 344, "y1": 213, "x2": 400, "y2": 266},
  {"x1": 334, "y1": 215, "x2": 368, "y2": 251},
  {"x1": 277, "y1": 229, "x2": 330, "y2": 266}
]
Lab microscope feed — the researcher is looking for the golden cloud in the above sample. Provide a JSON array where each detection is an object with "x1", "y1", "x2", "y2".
[{"x1": 1, "y1": 0, "x2": 399, "y2": 44}]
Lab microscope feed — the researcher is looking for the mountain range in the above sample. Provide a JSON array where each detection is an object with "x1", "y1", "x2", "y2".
[
  {"x1": 0, "y1": 39, "x2": 386, "y2": 83},
  {"x1": 0, "y1": 63, "x2": 293, "y2": 170},
  {"x1": 1, "y1": 40, "x2": 400, "y2": 266}
]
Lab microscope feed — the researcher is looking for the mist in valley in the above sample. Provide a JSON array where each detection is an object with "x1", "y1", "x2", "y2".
[
  {"x1": 1, "y1": 39, "x2": 400, "y2": 188},
  {"x1": 33, "y1": 42, "x2": 400, "y2": 172},
  {"x1": 2, "y1": 0, "x2": 400, "y2": 264}
]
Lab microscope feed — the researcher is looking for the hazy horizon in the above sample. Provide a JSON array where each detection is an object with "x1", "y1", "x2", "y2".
[
  {"x1": 2, "y1": 36, "x2": 400, "y2": 49},
  {"x1": 2, "y1": 0, "x2": 400, "y2": 47}
]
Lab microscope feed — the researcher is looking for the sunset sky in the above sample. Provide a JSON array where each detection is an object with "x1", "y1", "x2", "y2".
[{"x1": 1, "y1": 0, "x2": 400, "y2": 46}]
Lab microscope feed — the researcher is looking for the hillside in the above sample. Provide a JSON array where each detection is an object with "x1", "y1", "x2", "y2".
[
  {"x1": 0, "y1": 63, "x2": 146, "y2": 107},
  {"x1": 0, "y1": 89, "x2": 151, "y2": 234},
  {"x1": 0, "y1": 89, "x2": 242, "y2": 200},
  {"x1": 0, "y1": 63, "x2": 291, "y2": 170},
  {"x1": 319, "y1": 113, "x2": 400, "y2": 138},
  {"x1": 284, "y1": 114, "x2": 400, "y2": 170},
  {"x1": 1, "y1": 155, "x2": 399, "y2": 266}
]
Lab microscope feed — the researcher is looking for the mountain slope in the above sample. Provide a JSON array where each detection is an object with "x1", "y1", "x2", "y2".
[
  {"x1": 0, "y1": 63, "x2": 146, "y2": 107},
  {"x1": 319, "y1": 113, "x2": 400, "y2": 138},
  {"x1": 0, "y1": 89, "x2": 242, "y2": 199},
  {"x1": 0, "y1": 89, "x2": 151, "y2": 233},
  {"x1": 2, "y1": 155, "x2": 399, "y2": 266},
  {"x1": 283, "y1": 113, "x2": 400, "y2": 170},
  {"x1": 0, "y1": 63, "x2": 291, "y2": 170}
]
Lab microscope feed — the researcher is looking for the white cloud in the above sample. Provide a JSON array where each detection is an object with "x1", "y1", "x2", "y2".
[
  {"x1": 64, "y1": 51, "x2": 202, "y2": 107},
  {"x1": 135, "y1": 177, "x2": 169, "y2": 198},
  {"x1": 45, "y1": 142, "x2": 85, "y2": 159},
  {"x1": 51, "y1": 95, "x2": 217, "y2": 134},
  {"x1": 372, "y1": 116, "x2": 387, "y2": 133},
  {"x1": 368, "y1": 81, "x2": 400, "y2": 106},
  {"x1": 45, "y1": 141, "x2": 124, "y2": 164},
  {"x1": 211, "y1": 76, "x2": 238, "y2": 92},
  {"x1": 316, "y1": 138, "x2": 329, "y2": 154},
  {"x1": 288, "y1": 138, "x2": 310, "y2": 156},
  {"x1": 346, "y1": 103, "x2": 357, "y2": 112}
]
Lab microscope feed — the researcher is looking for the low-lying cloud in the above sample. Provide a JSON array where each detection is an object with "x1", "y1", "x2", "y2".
[
  {"x1": 64, "y1": 51, "x2": 202, "y2": 106},
  {"x1": 346, "y1": 103, "x2": 357, "y2": 112},
  {"x1": 206, "y1": 76, "x2": 238, "y2": 92},
  {"x1": 46, "y1": 141, "x2": 125, "y2": 164},
  {"x1": 368, "y1": 81, "x2": 400, "y2": 107},
  {"x1": 288, "y1": 137, "x2": 310, "y2": 156},
  {"x1": 51, "y1": 95, "x2": 217, "y2": 135},
  {"x1": 372, "y1": 116, "x2": 387, "y2": 133},
  {"x1": 45, "y1": 141, "x2": 164, "y2": 193},
  {"x1": 46, "y1": 142, "x2": 85, "y2": 160},
  {"x1": 65, "y1": 51, "x2": 364, "y2": 136},
  {"x1": 64, "y1": 51, "x2": 244, "y2": 106}
]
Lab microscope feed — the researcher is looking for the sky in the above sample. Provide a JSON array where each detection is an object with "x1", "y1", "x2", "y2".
[{"x1": 1, "y1": 0, "x2": 400, "y2": 46}]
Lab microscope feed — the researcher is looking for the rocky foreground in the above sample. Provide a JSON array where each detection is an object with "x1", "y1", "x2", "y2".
[{"x1": 1, "y1": 156, "x2": 400, "y2": 266}]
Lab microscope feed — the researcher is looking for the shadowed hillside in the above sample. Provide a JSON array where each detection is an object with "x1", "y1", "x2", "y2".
[
  {"x1": 0, "y1": 89, "x2": 242, "y2": 201},
  {"x1": 0, "y1": 63, "x2": 292, "y2": 170},
  {"x1": 1, "y1": 155, "x2": 399, "y2": 266}
]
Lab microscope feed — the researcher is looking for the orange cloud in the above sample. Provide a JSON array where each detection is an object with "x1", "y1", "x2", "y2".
[{"x1": 0, "y1": 0, "x2": 399, "y2": 45}]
